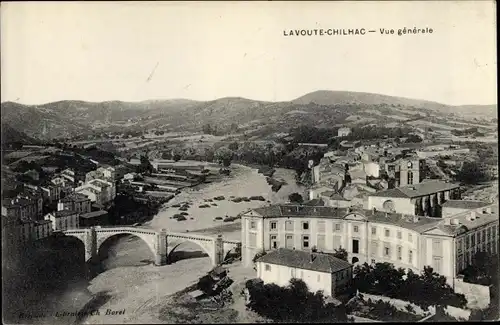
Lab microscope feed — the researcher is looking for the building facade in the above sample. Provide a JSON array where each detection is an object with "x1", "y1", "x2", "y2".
[
  {"x1": 255, "y1": 248, "x2": 353, "y2": 297},
  {"x1": 58, "y1": 193, "x2": 92, "y2": 214},
  {"x1": 384, "y1": 158, "x2": 425, "y2": 188},
  {"x1": 45, "y1": 210, "x2": 79, "y2": 231},
  {"x1": 338, "y1": 127, "x2": 352, "y2": 137},
  {"x1": 241, "y1": 203, "x2": 499, "y2": 287},
  {"x1": 367, "y1": 180, "x2": 461, "y2": 218}
]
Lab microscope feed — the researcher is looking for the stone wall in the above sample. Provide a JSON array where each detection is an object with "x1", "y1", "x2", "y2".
[{"x1": 453, "y1": 277, "x2": 491, "y2": 310}]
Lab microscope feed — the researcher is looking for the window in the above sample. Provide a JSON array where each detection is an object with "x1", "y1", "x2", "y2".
[
  {"x1": 371, "y1": 227, "x2": 377, "y2": 235},
  {"x1": 250, "y1": 221, "x2": 256, "y2": 229},
  {"x1": 397, "y1": 231, "x2": 402, "y2": 239},
  {"x1": 408, "y1": 171, "x2": 414, "y2": 185},
  {"x1": 409, "y1": 250, "x2": 413, "y2": 263},
  {"x1": 249, "y1": 233, "x2": 257, "y2": 247},
  {"x1": 270, "y1": 222, "x2": 277, "y2": 230},
  {"x1": 371, "y1": 259, "x2": 376, "y2": 264},
  {"x1": 432, "y1": 239, "x2": 442, "y2": 256},
  {"x1": 317, "y1": 235, "x2": 326, "y2": 250},
  {"x1": 317, "y1": 274, "x2": 321, "y2": 282},
  {"x1": 265, "y1": 264, "x2": 271, "y2": 271},
  {"x1": 397, "y1": 246, "x2": 402, "y2": 260},
  {"x1": 303, "y1": 222, "x2": 309, "y2": 230},
  {"x1": 317, "y1": 221, "x2": 325, "y2": 233},
  {"x1": 371, "y1": 240, "x2": 378, "y2": 256},
  {"x1": 384, "y1": 244, "x2": 390, "y2": 257},
  {"x1": 408, "y1": 233, "x2": 413, "y2": 243},
  {"x1": 285, "y1": 220, "x2": 294, "y2": 231},
  {"x1": 335, "y1": 223, "x2": 341, "y2": 231},
  {"x1": 433, "y1": 257, "x2": 442, "y2": 274},
  {"x1": 385, "y1": 229, "x2": 390, "y2": 237},
  {"x1": 302, "y1": 236, "x2": 310, "y2": 249},
  {"x1": 457, "y1": 239, "x2": 463, "y2": 253},
  {"x1": 487, "y1": 228, "x2": 491, "y2": 240},
  {"x1": 466, "y1": 236, "x2": 470, "y2": 249},
  {"x1": 354, "y1": 225, "x2": 359, "y2": 233},
  {"x1": 270, "y1": 235, "x2": 278, "y2": 249},
  {"x1": 352, "y1": 239, "x2": 359, "y2": 254},
  {"x1": 481, "y1": 230, "x2": 485, "y2": 243}
]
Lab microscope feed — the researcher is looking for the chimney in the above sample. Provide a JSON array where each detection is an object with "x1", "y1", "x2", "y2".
[{"x1": 467, "y1": 211, "x2": 477, "y2": 221}]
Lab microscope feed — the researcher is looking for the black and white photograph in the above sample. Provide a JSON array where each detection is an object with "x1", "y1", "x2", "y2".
[{"x1": 1, "y1": 1, "x2": 498, "y2": 323}]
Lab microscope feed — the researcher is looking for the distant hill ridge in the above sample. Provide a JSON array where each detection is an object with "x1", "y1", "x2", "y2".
[{"x1": 1, "y1": 90, "x2": 496, "y2": 141}]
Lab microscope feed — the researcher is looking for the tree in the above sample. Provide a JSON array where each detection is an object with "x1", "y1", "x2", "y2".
[
  {"x1": 228, "y1": 141, "x2": 239, "y2": 151},
  {"x1": 456, "y1": 161, "x2": 488, "y2": 184},
  {"x1": 202, "y1": 123, "x2": 212, "y2": 134},
  {"x1": 214, "y1": 147, "x2": 234, "y2": 167},
  {"x1": 333, "y1": 247, "x2": 348, "y2": 261},
  {"x1": 288, "y1": 192, "x2": 304, "y2": 204}
]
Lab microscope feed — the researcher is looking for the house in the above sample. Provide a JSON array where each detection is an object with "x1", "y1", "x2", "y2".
[
  {"x1": 255, "y1": 248, "x2": 353, "y2": 297},
  {"x1": 60, "y1": 169, "x2": 76, "y2": 183},
  {"x1": 123, "y1": 172, "x2": 137, "y2": 182},
  {"x1": 319, "y1": 191, "x2": 352, "y2": 209},
  {"x1": 367, "y1": 180, "x2": 461, "y2": 217},
  {"x1": 338, "y1": 127, "x2": 352, "y2": 137},
  {"x1": 79, "y1": 210, "x2": 109, "y2": 227},
  {"x1": 58, "y1": 192, "x2": 92, "y2": 214},
  {"x1": 45, "y1": 210, "x2": 79, "y2": 231},
  {"x1": 40, "y1": 184, "x2": 62, "y2": 203}
]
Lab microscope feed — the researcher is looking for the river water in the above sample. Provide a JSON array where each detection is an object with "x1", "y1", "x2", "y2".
[{"x1": 3, "y1": 166, "x2": 303, "y2": 324}]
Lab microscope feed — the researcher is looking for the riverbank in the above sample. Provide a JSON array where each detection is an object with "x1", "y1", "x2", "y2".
[
  {"x1": 147, "y1": 164, "x2": 305, "y2": 236},
  {"x1": 3, "y1": 164, "x2": 303, "y2": 324}
]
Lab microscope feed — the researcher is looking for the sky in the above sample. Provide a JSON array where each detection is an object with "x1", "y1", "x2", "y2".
[{"x1": 1, "y1": 1, "x2": 497, "y2": 106}]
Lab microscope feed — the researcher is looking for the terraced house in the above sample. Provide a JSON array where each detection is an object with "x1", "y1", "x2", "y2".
[{"x1": 242, "y1": 202, "x2": 499, "y2": 287}]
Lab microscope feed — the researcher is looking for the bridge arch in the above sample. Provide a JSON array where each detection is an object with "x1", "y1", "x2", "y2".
[
  {"x1": 96, "y1": 229, "x2": 157, "y2": 261},
  {"x1": 166, "y1": 234, "x2": 216, "y2": 265}
]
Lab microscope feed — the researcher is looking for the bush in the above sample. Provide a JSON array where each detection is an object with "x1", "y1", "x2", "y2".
[
  {"x1": 171, "y1": 204, "x2": 181, "y2": 207},
  {"x1": 199, "y1": 204, "x2": 210, "y2": 208},
  {"x1": 176, "y1": 216, "x2": 187, "y2": 221},
  {"x1": 214, "y1": 196, "x2": 225, "y2": 200},
  {"x1": 245, "y1": 278, "x2": 348, "y2": 322},
  {"x1": 214, "y1": 216, "x2": 223, "y2": 220},
  {"x1": 211, "y1": 203, "x2": 217, "y2": 206},
  {"x1": 179, "y1": 207, "x2": 188, "y2": 211},
  {"x1": 249, "y1": 195, "x2": 266, "y2": 201},
  {"x1": 232, "y1": 197, "x2": 243, "y2": 203},
  {"x1": 353, "y1": 263, "x2": 467, "y2": 309},
  {"x1": 242, "y1": 197, "x2": 251, "y2": 202},
  {"x1": 173, "y1": 214, "x2": 183, "y2": 219},
  {"x1": 180, "y1": 212, "x2": 189, "y2": 216}
]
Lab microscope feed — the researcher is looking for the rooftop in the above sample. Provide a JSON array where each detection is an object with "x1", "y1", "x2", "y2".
[
  {"x1": 252, "y1": 205, "x2": 350, "y2": 219},
  {"x1": 441, "y1": 200, "x2": 491, "y2": 210},
  {"x1": 369, "y1": 180, "x2": 460, "y2": 199},
  {"x1": 80, "y1": 210, "x2": 108, "y2": 219},
  {"x1": 49, "y1": 210, "x2": 78, "y2": 218},
  {"x1": 256, "y1": 248, "x2": 352, "y2": 274},
  {"x1": 61, "y1": 192, "x2": 90, "y2": 203}
]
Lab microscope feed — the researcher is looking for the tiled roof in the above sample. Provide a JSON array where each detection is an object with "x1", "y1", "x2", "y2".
[
  {"x1": 363, "y1": 210, "x2": 441, "y2": 233},
  {"x1": 441, "y1": 200, "x2": 491, "y2": 210},
  {"x1": 61, "y1": 193, "x2": 90, "y2": 203},
  {"x1": 369, "y1": 180, "x2": 460, "y2": 199},
  {"x1": 256, "y1": 248, "x2": 352, "y2": 274},
  {"x1": 252, "y1": 205, "x2": 350, "y2": 219},
  {"x1": 51, "y1": 210, "x2": 77, "y2": 218}
]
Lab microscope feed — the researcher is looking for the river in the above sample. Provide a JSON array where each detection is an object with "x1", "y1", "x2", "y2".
[{"x1": 3, "y1": 165, "x2": 303, "y2": 324}]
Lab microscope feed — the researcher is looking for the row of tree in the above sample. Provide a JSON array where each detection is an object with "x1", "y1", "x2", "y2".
[
  {"x1": 353, "y1": 262, "x2": 467, "y2": 309},
  {"x1": 245, "y1": 278, "x2": 348, "y2": 322}
]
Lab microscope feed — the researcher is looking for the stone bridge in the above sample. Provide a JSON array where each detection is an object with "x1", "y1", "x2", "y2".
[{"x1": 63, "y1": 226, "x2": 241, "y2": 266}]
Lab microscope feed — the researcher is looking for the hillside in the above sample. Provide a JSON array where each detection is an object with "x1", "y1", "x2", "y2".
[
  {"x1": 1, "y1": 91, "x2": 496, "y2": 140},
  {"x1": 1, "y1": 122, "x2": 39, "y2": 145}
]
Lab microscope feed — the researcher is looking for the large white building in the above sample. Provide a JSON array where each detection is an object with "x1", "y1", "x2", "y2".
[{"x1": 241, "y1": 202, "x2": 499, "y2": 287}]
